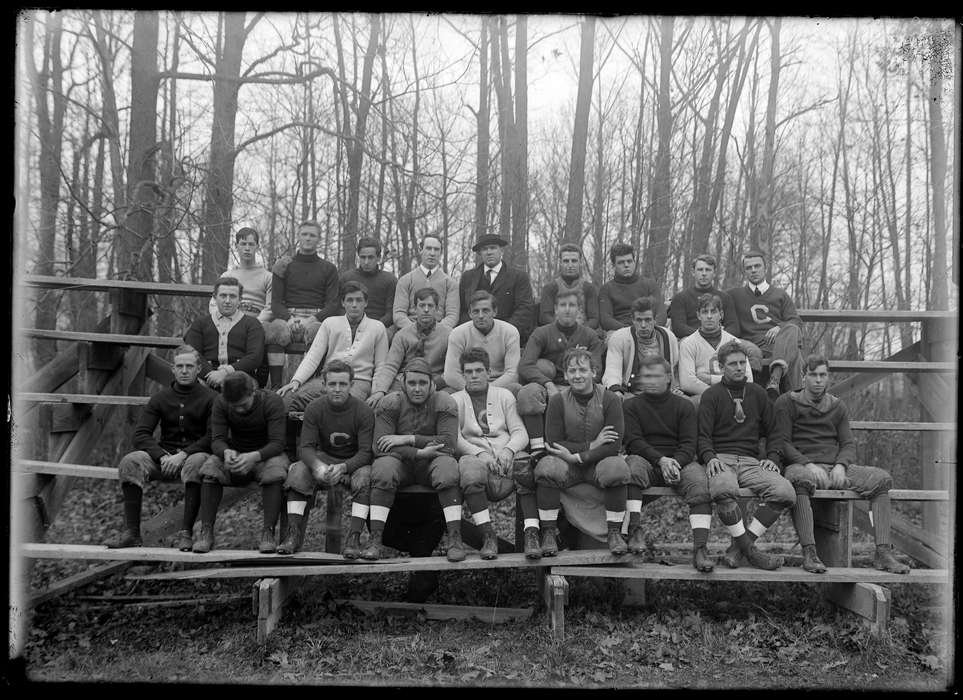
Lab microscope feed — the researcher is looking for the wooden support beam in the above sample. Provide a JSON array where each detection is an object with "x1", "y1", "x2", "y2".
[
  {"x1": 544, "y1": 574, "x2": 569, "y2": 641},
  {"x1": 852, "y1": 502, "x2": 946, "y2": 569},
  {"x1": 145, "y1": 353, "x2": 174, "y2": 386},
  {"x1": 332, "y1": 599, "x2": 534, "y2": 623},
  {"x1": 548, "y1": 565, "x2": 948, "y2": 584},
  {"x1": 18, "y1": 343, "x2": 81, "y2": 395},
  {"x1": 22, "y1": 328, "x2": 183, "y2": 348},
  {"x1": 812, "y1": 500, "x2": 853, "y2": 567},
  {"x1": 830, "y1": 343, "x2": 921, "y2": 399},
  {"x1": 324, "y1": 488, "x2": 343, "y2": 555},
  {"x1": 17, "y1": 393, "x2": 151, "y2": 406},
  {"x1": 824, "y1": 582, "x2": 891, "y2": 637},
  {"x1": 253, "y1": 576, "x2": 304, "y2": 644},
  {"x1": 21, "y1": 541, "x2": 344, "y2": 564},
  {"x1": 16, "y1": 461, "x2": 119, "y2": 480}
]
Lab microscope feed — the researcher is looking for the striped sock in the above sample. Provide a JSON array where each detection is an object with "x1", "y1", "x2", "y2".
[
  {"x1": 791, "y1": 493, "x2": 816, "y2": 546},
  {"x1": 871, "y1": 493, "x2": 891, "y2": 546}
]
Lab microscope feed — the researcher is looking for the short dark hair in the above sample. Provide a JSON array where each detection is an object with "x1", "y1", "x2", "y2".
[
  {"x1": 803, "y1": 353, "x2": 831, "y2": 373},
  {"x1": 322, "y1": 358, "x2": 355, "y2": 382},
  {"x1": 692, "y1": 254, "x2": 716, "y2": 269},
  {"x1": 298, "y1": 220, "x2": 322, "y2": 233},
  {"x1": 172, "y1": 344, "x2": 201, "y2": 363},
  {"x1": 222, "y1": 372, "x2": 256, "y2": 403},
  {"x1": 742, "y1": 249, "x2": 766, "y2": 266},
  {"x1": 555, "y1": 288, "x2": 580, "y2": 306},
  {"x1": 696, "y1": 293, "x2": 723, "y2": 313},
  {"x1": 235, "y1": 227, "x2": 259, "y2": 244},
  {"x1": 609, "y1": 242, "x2": 635, "y2": 265},
  {"x1": 460, "y1": 347, "x2": 491, "y2": 371},
  {"x1": 419, "y1": 235, "x2": 442, "y2": 250},
  {"x1": 558, "y1": 243, "x2": 581, "y2": 258},
  {"x1": 638, "y1": 354, "x2": 671, "y2": 374},
  {"x1": 213, "y1": 276, "x2": 244, "y2": 297},
  {"x1": 341, "y1": 279, "x2": 369, "y2": 302},
  {"x1": 357, "y1": 236, "x2": 382, "y2": 256},
  {"x1": 413, "y1": 287, "x2": 440, "y2": 306},
  {"x1": 716, "y1": 340, "x2": 748, "y2": 366},
  {"x1": 561, "y1": 346, "x2": 598, "y2": 375},
  {"x1": 630, "y1": 296, "x2": 656, "y2": 316},
  {"x1": 469, "y1": 289, "x2": 497, "y2": 312}
]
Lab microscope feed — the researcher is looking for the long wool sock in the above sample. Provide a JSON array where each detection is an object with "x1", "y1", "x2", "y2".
[
  {"x1": 349, "y1": 502, "x2": 369, "y2": 534},
  {"x1": 537, "y1": 486, "x2": 562, "y2": 512},
  {"x1": 121, "y1": 483, "x2": 143, "y2": 534},
  {"x1": 199, "y1": 481, "x2": 223, "y2": 526},
  {"x1": 521, "y1": 415, "x2": 545, "y2": 450},
  {"x1": 603, "y1": 485, "x2": 627, "y2": 512},
  {"x1": 182, "y1": 482, "x2": 201, "y2": 532},
  {"x1": 518, "y1": 493, "x2": 538, "y2": 523},
  {"x1": 689, "y1": 503, "x2": 713, "y2": 548},
  {"x1": 464, "y1": 491, "x2": 489, "y2": 519},
  {"x1": 791, "y1": 493, "x2": 816, "y2": 546},
  {"x1": 262, "y1": 482, "x2": 283, "y2": 529},
  {"x1": 871, "y1": 493, "x2": 893, "y2": 546}
]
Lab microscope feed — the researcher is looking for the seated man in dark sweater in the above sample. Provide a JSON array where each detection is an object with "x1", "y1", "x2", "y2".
[
  {"x1": 362, "y1": 358, "x2": 466, "y2": 562},
  {"x1": 263, "y1": 220, "x2": 341, "y2": 388},
  {"x1": 539, "y1": 243, "x2": 601, "y2": 333},
  {"x1": 623, "y1": 355, "x2": 715, "y2": 571},
  {"x1": 105, "y1": 345, "x2": 215, "y2": 551},
  {"x1": 598, "y1": 242, "x2": 667, "y2": 334},
  {"x1": 726, "y1": 250, "x2": 803, "y2": 399},
  {"x1": 277, "y1": 359, "x2": 375, "y2": 557},
  {"x1": 184, "y1": 276, "x2": 265, "y2": 389},
  {"x1": 193, "y1": 372, "x2": 290, "y2": 553},
  {"x1": 340, "y1": 236, "x2": 397, "y2": 338},
  {"x1": 698, "y1": 340, "x2": 795, "y2": 570},
  {"x1": 773, "y1": 354, "x2": 909, "y2": 574},
  {"x1": 534, "y1": 347, "x2": 631, "y2": 556},
  {"x1": 517, "y1": 289, "x2": 603, "y2": 461}
]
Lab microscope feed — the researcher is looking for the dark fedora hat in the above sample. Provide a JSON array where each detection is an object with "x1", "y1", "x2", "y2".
[{"x1": 471, "y1": 234, "x2": 509, "y2": 252}]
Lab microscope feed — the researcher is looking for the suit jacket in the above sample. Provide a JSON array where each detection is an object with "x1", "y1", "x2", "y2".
[{"x1": 458, "y1": 263, "x2": 535, "y2": 341}]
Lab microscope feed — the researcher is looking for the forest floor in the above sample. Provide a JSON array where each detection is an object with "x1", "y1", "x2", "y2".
[{"x1": 13, "y1": 478, "x2": 954, "y2": 689}]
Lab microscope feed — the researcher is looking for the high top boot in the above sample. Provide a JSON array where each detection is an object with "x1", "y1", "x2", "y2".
[
  {"x1": 192, "y1": 524, "x2": 215, "y2": 553},
  {"x1": 446, "y1": 523, "x2": 467, "y2": 563},
  {"x1": 627, "y1": 525, "x2": 646, "y2": 555},
  {"x1": 342, "y1": 530, "x2": 362, "y2": 560},
  {"x1": 523, "y1": 527, "x2": 542, "y2": 560},
  {"x1": 801, "y1": 544, "x2": 827, "y2": 573},
  {"x1": 874, "y1": 544, "x2": 909, "y2": 574},
  {"x1": 361, "y1": 530, "x2": 383, "y2": 560},
  {"x1": 276, "y1": 514, "x2": 303, "y2": 554},
  {"x1": 692, "y1": 546, "x2": 714, "y2": 573},
  {"x1": 258, "y1": 526, "x2": 277, "y2": 554},
  {"x1": 607, "y1": 523, "x2": 628, "y2": 555},
  {"x1": 479, "y1": 523, "x2": 498, "y2": 560},
  {"x1": 540, "y1": 526, "x2": 559, "y2": 557}
]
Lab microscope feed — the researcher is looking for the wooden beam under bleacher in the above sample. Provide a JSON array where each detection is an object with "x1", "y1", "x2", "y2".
[
  {"x1": 17, "y1": 393, "x2": 151, "y2": 406},
  {"x1": 549, "y1": 564, "x2": 949, "y2": 585}
]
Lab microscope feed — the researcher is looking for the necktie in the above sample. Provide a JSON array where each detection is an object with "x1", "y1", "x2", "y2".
[
  {"x1": 488, "y1": 268, "x2": 496, "y2": 285},
  {"x1": 733, "y1": 397, "x2": 746, "y2": 423},
  {"x1": 753, "y1": 287, "x2": 762, "y2": 297}
]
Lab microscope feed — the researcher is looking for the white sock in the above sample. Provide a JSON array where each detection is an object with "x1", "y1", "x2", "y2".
[
  {"x1": 443, "y1": 505, "x2": 462, "y2": 523},
  {"x1": 351, "y1": 502, "x2": 369, "y2": 519},
  {"x1": 747, "y1": 518, "x2": 768, "y2": 539},
  {"x1": 726, "y1": 521, "x2": 746, "y2": 538},
  {"x1": 472, "y1": 509, "x2": 492, "y2": 526},
  {"x1": 689, "y1": 514, "x2": 712, "y2": 531},
  {"x1": 627, "y1": 499, "x2": 643, "y2": 513},
  {"x1": 287, "y1": 500, "x2": 307, "y2": 515},
  {"x1": 605, "y1": 510, "x2": 625, "y2": 524},
  {"x1": 267, "y1": 353, "x2": 285, "y2": 365},
  {"x1": 369, "y1": 505, "x2": 391, "y2": 523},
  {"x1": 530, "y1": 437, "x2": 545, "y2": 450},
  {"x1": 524, "y1": 518, "x2": 539, "y2": 530},
  {"x1": 538, "y1": 508, "x2": 559, "y2": 522}
]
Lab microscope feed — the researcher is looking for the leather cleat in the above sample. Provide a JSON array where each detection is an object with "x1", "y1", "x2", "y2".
[
  {"x1": 874, "y1": 544, "x2": 909, "y2": 574},
  {"x1": 692, "y1": 545, "x2": 715, "y2": 573},
  {"x1": 258, "y1": 527, "x2": 277, "y2": 554},
  {"x1": 192, "y1": 525, "x2": 215, "y2": 553},
  {"x1": 801, "y1": 544, "x2": 827, "y2": 573},
  {"x1": 479, "y1": 529, "x2": 498, "y2": 560},
  {"x1": 174, "y1": 529, "x2": 193, "y2": 552},
  {"x1": 446, "y1": 529, "x2": 467, "y2": 563},
  {"x1": 722, "y1": 541, "x2": 745, "y2": 568},
  {"x1": 523, "y1": 527, "x2": 542, "y2": 560},
  {"x1": 540, "y1": 527, "x2": 559, "y2": 557},
  {"x1": 745, "y1": 545, "x2": 783, "y2": 570},
  {"x1": 607, "y1": 526, "x2": 628, "y2": 556},
  {"x1": 360, "y1": 531, "x2": 383, "y2": 561},
  {"x1": 105, "y1": 529, "x2": 142, "y2": 549},
  {"x1": 627, "y1": 525, "x2": 646, "y2": 555},
  {"x1": 342, "y1": 531, "x2": 362, "y2": 560},
  {"x1": 276, "y1": 527, "x2": 303, "y2": 555}
]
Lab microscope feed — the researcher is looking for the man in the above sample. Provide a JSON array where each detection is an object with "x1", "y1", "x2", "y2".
[
  {"x1": 727, "y1": 250, "x2": 803, "y2": 399},
  {"x1": 263, "y1": 220, "x2": 341, "y2": 388},
  {"x1": 193, "y1": 372, "x2": 290, "y2": 553},
  {"x1": 368, "y1": 287, "x2": 452, "y2": 406},
  {"x1": 534, "y1": 347, "x2": 631, "y2": 556},
  {"x1": 340, "y1": 236, "x2": 397, "y2": 332},
  {"x1": 668, "y1": 254, "x2": 738, "y2": 339},
  {"x1": 452, "y1": 348, "x2": 536, "y2": 559},
  {"x1": 517, "y1": 289, "x2": 603, "y2": 461},
  {"x1": 678, "y1": 293, "x2": 754, "y2": 405},
  {"x1": 105, "y1": 345, "x2": 215, "y2": 551},
  {"x1": 443, "y1": 290, "x2": 521, "y2": 393},
  {"x1": 184, "y1": 276, "x2": 266, "y2": 389},
  {"x1": 276, "y1": 280, "x2": 389, "y2": 410},
  {"x1": 603, "y1": 296, "x2": 681, "y2": 399},
  {"x1": 392, "y1": 235, "x2": 460, "y2": 332},
  {"x1": 598, "y1": 242, "x2": 667, "y2": 333},
  {"x1": 362, "y1": 358, "x2": 466, "y2": 562},
  {"x1": 276, "y1": 360, "x2": 375, "y2": 557},
  {"x1": 458, "y1": 233, "x2": 535, "y2": 343},
  {"x1": 697, "y1": 340, "x2": 794, "y2": 570},
  {"x1": 774, "y1": 355, "x2": 909, "y2": 574},
  {"x1": 623, "y1": 355, "x2": 715, "y2": 571},
  {"x1": 213, "y1": 227, "x2": 273, "y2": 323},
  {"x1": 539, "y1": 243, "x2": 601, "y2": 332}
]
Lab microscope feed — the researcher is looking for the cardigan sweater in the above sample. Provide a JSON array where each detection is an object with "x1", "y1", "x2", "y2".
[
  {"x1": 545, "y1": 385, "x2": 624, "y2": 466},
  {"x1": 518, "y1": 321, "x2": 603, "y2": 385},
  {"x1": 678, "y1": 329, "x2": 754, "y2": 395},
  {"x1": 132, "y1": 381, "x2": 216, "y2": 460},
  {"x1": 210, "y1": 390, "x2": 287, "y2": 460},
  {"x1": 598, "y1": 273, "x2": 667, "y2": 330},
  {"x1": 697, "y1": 379, "x2": 778, "y2": 464},
  {"x1": 623, "y1": 389, "x2": 697, "y2": 466},
  {"x1": 340, "y1": 267, "x2": 397, "y2": 328},
  {"x1": 271, "y1": 251, "x2": 341, "y2": 322},
  {"x1": 371, "y1": 321, "x2": 452, "y2": 394},
  {"x1": 772, "y1": 391, "x2": 858, "y2": 467},
  {"x1": 291, "y1": 314, "x2": 388, "y2": 385},
  {"x1": 183, "y1": 312, "x2": 265, "y2": 378},
  {"x1": 299, "y1": 395, "x2": 374, "y2": 474},
  {"x1": 602, "y1": 325, "x2": 680, "y2": 393},
  {"x1": 668, "y1": 285, "x2": 740, "y2": 338},
  {"x1": 392, "y1": 266, "x2": 460, "y2": 330},
  {"x1": 443, "y1": 319, "x2": 521, "y2": 391},
  {"x1": 373, "y1": 390, "x2": 459, "y2": 460},
  {"x1": 451, "y1": 385, "x2": 529, "y2": 457},
  {"x1": 726, "y1": 284, "x2": 802, "y2": 346}
]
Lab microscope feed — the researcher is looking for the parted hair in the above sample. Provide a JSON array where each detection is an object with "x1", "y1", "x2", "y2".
[
  {"x1": 469, "y1": 289, "x2": 497, "y2": 311},
  {"x1": 715, "y1": 340, "x2": 748, "y2": 366},
  {"x1": 460, "y1": 347, "x2": 491, "y2": 371},
  {"x1": 696, "y1": 293, "x2": 723, "y2": 313},
  {"x1": 341, "y1": 279, "x2": 369, "y2": 301},
  {"x1": 742, "y1": 249, "x2": 767, "y2": 265},
  {"x1": 803, "y1": 353, "x2": 831, "y2": 373},
  {"x1": 609, "y1": 241, "x2": 636, "y2": 264},
  {"x1": 235, "y1": 227, "x2": 259, "y2": 244},
  {"x1": 630, "y1": 296, "x2": 657, "y2": 315},
  {"x1": 692, "y1": 253, "x2": 716, "y2": 269},
  {"x1": 558, "y1": 243, "x2": 582, "y2": 258},
  {"x1": 561, "y1": 346, "x2": 599, "y2": 375},
  {"x1": 172, "y1": 344, "x2": 201, "y2": 363},
  {"x1": 222, "y1": 371, "x2": 256, "y2": 403},
  {"x1": 413, "y1": 287, "x2": 440, "y2": 306},
  {"x1": 322, "y1": 358, "x2": 355, "y2": 382},
  {"x1": 213, "y1": 276, "x2": 244, "y2": 297}
]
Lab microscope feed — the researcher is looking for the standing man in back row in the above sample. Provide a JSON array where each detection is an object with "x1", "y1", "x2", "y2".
[
  {"x1": 539, "y1": 243, "x2": 601, "y2": 333},
  {"x1": 340, "y1": 236, "x2": 397, "y2": 335},
  {"x1": 669, "y1": 254, "x2": 739, "y2": 339},
  {"x1": 392, "y1": 235, "x2": 460, "y2": 332},
  {"x1": 599, "y1": 242, "x2": 667, "y2": 335}
]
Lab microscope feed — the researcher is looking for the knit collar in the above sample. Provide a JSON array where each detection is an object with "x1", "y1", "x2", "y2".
[
  {"x1": 294, "y1": 250, "x2": 321, "y2": 262},
  {"x1": 748, "y1": 281, "x2": 770, "y2": 295},
  {"x1": 614, "y1": 273, "x2": 640, "y2": 285}
]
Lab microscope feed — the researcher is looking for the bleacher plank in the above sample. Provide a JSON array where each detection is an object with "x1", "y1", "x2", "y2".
[
  {"x1": 798, "y1": 310, "x2": 957, "y2": 322},
  {"x1": 638, "y1": 486, "x2": 947, "y2": 501},
  {"x1": 549, "y1": 563, "x2": 949, "y2": 585},
  {"x1": 17, "y1": 461, "x2": 119, "y2": 480},
  {"x1": 828, "y1": 360, "x2": 954, "y2": 373},
  {"x1": 22, "y1": 329, "x2": 183, "y2": 348},
  {"x1": 18, "y1": 393, "x2": 150, "y2": 406},
  {"x1": 22, "y1": 274, "x2": 210, "y2": 297},
  {"x1": 21, "y1": 543, "x2": 348, "y2": 564},
  {"x1": 850, "y1": 421, "x2": 956, "y2": 432}
]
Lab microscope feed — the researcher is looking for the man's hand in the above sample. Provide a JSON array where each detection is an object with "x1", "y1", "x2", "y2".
[
  {"x1": 706, "y1": 458, "x2": 725, "y2": 477},
  {"x1": 545, "y1": 442, "x2": 578, "y2": 465},
  {"x1": 658, "y1": 456, "x2": 681, "y2": 484},
  {"x1": 377, "y1": 434, "x2": 411, "y2": 452},
  {"x1": 764, "y1": 326, "x2": 781, "y2": 343},
  {"x1": 206, "y1": 368, "x2": 229, "y2": 388},
  {"x1": 808, "y1": 462, "x2": 830, "y2": 489},
  {"x1": 760, "y1": 459, "x2": 780, "y2": 473},
  {"x1": 589, "y1": 425, "x2": 620, "y2": 451},
  {"x1": 670, "y1": 385, "x2": 685, "y2": 396},
  {"x1": 315, "y1": 461, "x2": 345, "y2": 485},
  {"x1": 366, "y1": 391, "x2": 386, "y2": 408},
  {"x1": 228, "y1": 451, "x2": 258, "y2": 475},
  {"x1": 277, "y1": 380, "x2": 301, "y2": 397},
  {"x1": 416, "y1": 442, "x2": 448, "y2": 459},
  {"x1": 495, "y1": 448, "x2": 515, "y2": 476},
  {"x1": 696, "y1": 371, "x2": 712, "y2": 385},
  {"x1": 829, "y1": 463, "x2": 848, "y2": 489},
  {"x1": 223, "y1": 448, "x2": 239, "y2": 466},
  {"x1": 545, "y1": 382, "x2": 560, "y2": 398},
  {"x1": 159, "y1": 451, "x2": 188, "y2": 477}
]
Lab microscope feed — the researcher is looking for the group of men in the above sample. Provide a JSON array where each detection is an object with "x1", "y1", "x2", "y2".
[{"x1": 105, "y1": 223, "x2": 908, "y2": 580}]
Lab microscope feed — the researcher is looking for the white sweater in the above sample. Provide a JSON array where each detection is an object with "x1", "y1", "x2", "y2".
[
  {"x1": 292, "y1": 315, "x2": 388, "y2": 384},
  {"x1": 678, "y1": 329, "x2": 754, "y2": 395},
  {"x1": 443, "y1": 319, "x2": 521, "y2": 391},
  {"x1": 451, "y1": 386, "x2": 529, "y2": 457},
  {"x1": 602, "y1": 325, "x2": 680, "y2": 391}
]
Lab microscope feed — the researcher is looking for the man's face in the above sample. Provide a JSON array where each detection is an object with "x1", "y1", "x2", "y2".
[
  {"x1": 236, "y1": 234, "x2": 259, "y2": 264},
  {"x1": 469, "y1": 299, "x2": 496, "y2": 333},
  {"x1": 722, "y1": 352, "x2": 748, "y2": 383},
  {"x1": 324, "y1": 371, "x2": 352, "y2": 407},
  {"x1": 343, "y1": 290, "x2": 367, "y2": 322},
  {"x1": 697, "y1": 305, "x2": 722, "y2": 334},
  {"x1": 404, "y1": 371, "x2": 432, "y2": 405},
  {"x1": 462, "y1": 360, "x2": 490, "y2": 393},
  {"x1": 420, "y1": 237, "x2": 442, "y2": 269},
  {"x1": 559, "y1": 251, "x2": 581, "y2": 279},
  {"x1": 803, "y1": 364, "x2": 830, "y2": 398},
  {"x1": 640, "y1": 363, "x2": 670, "y2": 395},
  {"x1": 564, "y1": 358, "x2": 594, "y2": 394},
  {"x1": 479, "y1": 244, "x2": 503, "y2": 268},
  {"x1": 228, "y1": 393, "x2": 255, "y2": 415},
  {"x1": 298, "y1": 225, "x2": 321, "y2": 254},
  {"x1": 613, "y1": 253, "x2": 636, "y2": 279},
  {"x1": 214, "y1": 284, "x2": 241, "y2": 317},
  {"x1": 357, "y1": 245, "x2": 380, "y2": 273},
  {"x1": 692, "y1": 260, "x2": 715, "y2": 289},
  {"x1": 743, "y1": 256, "x2": 766, "y2": 286},
  {"x1": 172, "y1": 352, "x2": 200, "y2": 387},
  {"x1": 416, "y1": 296, "x2": 438, "y2": 325},
  {"x1": 555, "y1": 295, "x2": 579, "y2": 327},
  {"x1": 632, "y1": 310, "x2": 656, "y2": 339}
]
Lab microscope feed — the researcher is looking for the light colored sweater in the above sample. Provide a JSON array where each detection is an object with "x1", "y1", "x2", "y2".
[
  {"x1": 291, "y1": 315, "x2": 388, "y2": 385},
  {"x1": 602, "y1": 325, "x2": 680, "y2": 392},
  {"x1": 678, "y1": 329, "x2": 754, "y2": 396},
  {"x1": 451, "y1": 386, "x2": 529, "y2": 457},
  {"x1": 372, "y1": 322, "x2": 452, "y2": 394},
  {"x1": 209, "y1": 265, "x2": 273, "y2": 321},
  {"x1": 443, "y1": 319, "x2": 520, "y2": 391},
  {"x1": 392, "y1": 266, "x2": 460, "y2": 330}
]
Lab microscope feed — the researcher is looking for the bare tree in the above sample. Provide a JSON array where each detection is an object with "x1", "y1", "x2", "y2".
[{"x1": 563, "y1": 16, "x2": 596, "y2": 245}]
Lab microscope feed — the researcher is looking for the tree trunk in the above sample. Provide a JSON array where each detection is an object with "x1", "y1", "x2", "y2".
[
  {"x1": 644, "y1": 16, "x2": 673, "y2": 286},
  {"x1": 511, "y1": 15, "x2": 529, "y2": 270},
  {"x1": 491, "y1": 17, "x2": 514, "y2": 244},
  {"x1": 474, "y1": 17, "x2": 491, "y2": 244},
  {"x1": 563, "y1": 16, "x2": 596, "y2": 245},
  {"x1": 750, "y1": 18, "x2": 781, "y2": 256},
  {"x1": 927, "y1": 26, "x2": 949, "y2": 310}
]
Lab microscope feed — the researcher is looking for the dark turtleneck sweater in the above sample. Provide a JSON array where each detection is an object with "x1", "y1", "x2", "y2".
[
  {"x1": 271, "y1": 250, "x2": 341, "y2": 322},
  {"x1": 133, "y1": 380, "x2": 216, "y2": 460},
  {"x1": 697, "y1": 377, "x2": 778, "y2": 463},
  {"x1": 623, "y1": 389, "x2": 697, "y2": 465}
]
